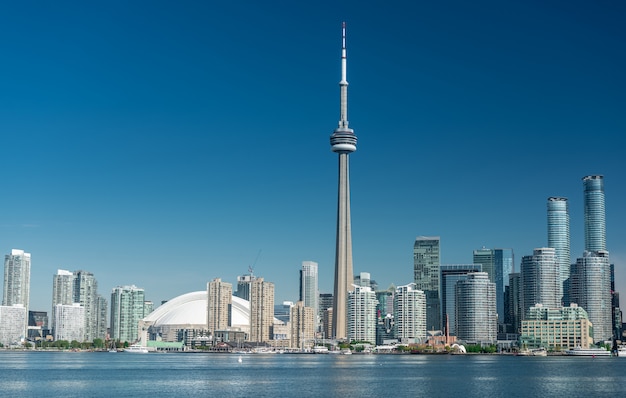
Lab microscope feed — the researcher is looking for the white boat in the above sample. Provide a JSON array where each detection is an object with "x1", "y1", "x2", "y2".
[
  {"x1": 124, "y1": 344, "x2": 149, "y2": 353},
  {"x1": 564, "y1": 347, "x2": 610, "y2": 356},
  {"x1": 340, "y1": 348, "x2": 352, "y2": 355},
  {"x1": 531, "y1": 348, "x2": 547, "y2": 356},
  {"x1": 312, "y1": 346, "x2": 329, "y2": 354}
]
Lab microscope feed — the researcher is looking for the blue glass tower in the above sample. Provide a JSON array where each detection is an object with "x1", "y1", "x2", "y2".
[
  {"x1": 547, "y1": 197, "x2": 570, "y2": 301},
  {"x1": 583, "y1": 175, "x2": 606, "y2": 252}
]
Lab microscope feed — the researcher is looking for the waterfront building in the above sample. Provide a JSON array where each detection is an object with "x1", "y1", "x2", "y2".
[
  {"x1": 51, "y1": 269, "x2": 75, "y2": 333},
  {"x1": 3, "y1": 249, "x2": 31, "y2": 337},
  {"x1": 520, "y1": 304, "x2": 592, "y2": 350},
  {"x1": 440, "y1": 264, "x2": 482, "y2": 336},
  {"x1": 96, "y1": 295, "x2": 107, "y2": 341},
  {"x1": 521, "y1": 248, "x2": 561, "y2": 317},
  {"x1": 300, "y1": 261, "x2": 319, "y2": 324},
  {"x1": 331, "y1": 22, "x2": 358, "y2": 341},
  {"x1": 207, "y1": 278, "x2": 232, "y2": 334},
  {"x1": 570, "y1": 250, "x2": 612, "y2": 342},
  {"x1": 610, "y1": 264, "x2": 623, "y2": 340},
  {"x1": 347, "y1": 285, "x2": 378, "y2": 343},
  {"x1": 28, "y1": 310, "x2": 49, "y2": 339},
  {"x1": 249, "y1": 277, "x2": 274, "y2": 343},
  {"x1": 547, "y1": 197, "x2": 571, "y2": 299},
  {"x1": 472, "y1": 248, "x2": 514, "y2": 324},
  {"x1": 506, "y1": 273, "x2": 522, "y2": 334},
  {"x1": 455, "y1": 272, "x2": 497, "y2": 344},
  {"x1": 290, "y1": 301, "x2": 315, "y2": 349},
  {"x1": 393, "y1": 283, "x2": 426, "y2": 344},
  {"x1": 583, "y1": 175, "x2": 606, "y2": 252},
  {"x1": 413, "y1": 236, "x2": 441, "y2": 331},
  {"x1": 318, "y1": 293, "x2": 333, "y2": 335},
  {"x1": 54, "y1": 303, "x2": 85, "y2": 342},
  {"x1": 375, "y1": 288, "x2": 395, "y2": 344},
  {"x1": 0, "y1": 305, "x2": 27, "y2": 346},
  {"x1": 110, "y1": 285, "x2": 146, "y2": 343}
]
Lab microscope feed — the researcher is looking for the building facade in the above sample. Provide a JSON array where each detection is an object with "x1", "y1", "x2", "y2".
[
  {"x1": 521, "y1": 248, "x2": 561, "y2": 317},
  {"x1": 547, "y1": 197, "x2": 571, "y2": 299},
  {"x1": 413, "y1": 236, "x2": 441, "y2": 331},
  {"x1": 570, "y1": 250, "x2": 612, "y2": 342},
  {"x1": 440, "y1": 264, "x2": 482, "y2": 336},
  {"x1": 347, "y1": 285, "x2": 378, "y2": 343},
  {"x1": 207, "y1": 278, "x2": 232, "y2": 334},
  {"x1": 290, "y1": 301, "x2": 315, "y2": 350},
  {"x1": 393, "y1": 283, "x2": 426, "y2": 343},
  {"x1": 520, "y1": 304, "x2": 592, "y2": 350},
  {"x1": 3, "y1": 249, "x2": 31, "y2": 337},
  {"x1": 249, "y1": 277, "x2": 274, "y2": 343},
  {"x1": 455, "y1": 272, "x2": 497, "y2": 344},
  {"x1": 54, "y1": 303, "x2": 85, "y2": 342},
  {"x1": 0, "y1": 305, "x2": 27, "y2": 346},
  {"x1": 110, "y1": 285, "x2": 146, "y2": 343},
  {"x1": 300, "y1": 261, "x2": 319, "y2": 325},
  {"x1": 583, "y1": 175, "x2": 606, "y2": 252}
]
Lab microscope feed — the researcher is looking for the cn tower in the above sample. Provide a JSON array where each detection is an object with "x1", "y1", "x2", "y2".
[{"x1": 330, "y1": 22, "x2": 357, "y2": 340}]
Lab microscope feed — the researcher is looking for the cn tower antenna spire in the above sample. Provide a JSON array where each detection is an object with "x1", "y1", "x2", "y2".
[{"x1": 339, "y1": 21, "x2": 349, "y2": 129}]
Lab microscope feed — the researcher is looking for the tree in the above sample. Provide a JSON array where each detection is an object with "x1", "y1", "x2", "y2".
[{"x1": 93, "y1": 338, "x2": 104, "y2": 349}]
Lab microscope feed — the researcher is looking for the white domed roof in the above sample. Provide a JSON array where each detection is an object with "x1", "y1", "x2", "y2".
[{"x1": 143, "y1": 291, "x2": 251, "y2": 328}]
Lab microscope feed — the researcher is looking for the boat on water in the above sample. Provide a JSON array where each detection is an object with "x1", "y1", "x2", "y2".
[
  {"x1": 564, "y1": 347, "x2": 610, "y2": 356},
  {"x1": 531, "y1": 348, "x2": 547, "y2": 356},
  {"x1": 312, "y1": 346, "x2": 329, "y2": 354},
  {"x1": 124, "y1": 344, "x2": 149, "y2": 353}
]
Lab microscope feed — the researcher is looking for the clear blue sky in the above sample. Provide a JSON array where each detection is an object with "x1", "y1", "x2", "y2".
[{"x1": 1, "y1": 1, "x2": 624, "y2": 313}]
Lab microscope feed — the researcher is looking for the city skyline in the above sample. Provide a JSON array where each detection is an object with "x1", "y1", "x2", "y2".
[{"x1": 1, "y1": 2, "x2": 624, "y2": 313}]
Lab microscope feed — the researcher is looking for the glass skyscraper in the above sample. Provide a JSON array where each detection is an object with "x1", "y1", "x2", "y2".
[
  {"x1": 413, "y1": 236, "x2": 441, "y2": 331},
  {"x1": 440, "y1": 264, "x2": 482, "y2": 336},
  {"x1": 547, "y1": 197, "x2": 571, "y2": 298},
  {"x1": 521, "y1": 248, "x2": 561, "y2": 317},
  {"x1": 299, "y1": 261, "x2": 319, "y2": 324},
  {"x1": 455, "y1": 272, "x2": 497, "y2": 343},
  {"x1": 583, "y1": 175, "x2": 606, "y2": 252},
  {"x1": 473, "y1": 248, "x2": 514, "y2": 323}
]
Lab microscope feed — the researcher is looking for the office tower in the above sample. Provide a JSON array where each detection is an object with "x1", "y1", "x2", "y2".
[
  {"x1": 583, "y1": 175, "x2": 606, "y2": 252},
  {"x1": 547, "y1": 197, "x2": 571, "y2": 296},
  {"x1": 110, "y1": 285, "x2": 146, "y2": 343},
  {"x1": 54, "y1": 303, "x2": 85, "y2": 342},
  {"x1": 51, "y1": 269, "x2": 75, "y2": 333},
  {"x1": 290, "y1": 301, "x2": 315, "y2": 350},
  {"x1": 0, "y1": 305, "x2": 27, "y2": 346},
  {"x1": 376, "y1": 289, "x2": 395, "y2": 345},
  {"x1": 455, "y1": 272, "x2": 497, "y2": 343},
  {"x1": 473, "y1": 248, "x2": 514, "y2": 324},
  {"x1": 440, "y1": 264, "x2": 482, "y2": 336},
  {"x1": 3, "y1": 249, "x2": 31, "y2": 338},
  {"x1": 347, "y1": 285, "x2": 378, "y2": 343},
  {"x1": 274, "y1": 301, "x2": 293, "y2": 325},
  {"x1": 234, "y1": 274, "x2": 256, "y2": 301},
  {"x1": 331, "y1": 22, "x2": 358, "y2": 341},
  {"x1": 521, "y1": 248, "x2": 561, "y2": 317},
  {"x1": 570, "y1": 251, "x2": 612, "y2": 342},
  {"x1": 300, "y1": 261, "x2": 319, "y2": 322},
  {"x1": 354, "y1": 272, "x2": 379, "y2": 291},
  {"x1": 413, "y1": 236, "x2": 441, "y2": 330},
  {"x1": 74, "y1": 270, "x2": 100, "y2": 342},
  {"x1": 249, "y1": 277, "x2": 274, "y2": 343},
  {"x1": 207, "y1": 278, "x2": 232, "y2": 333},
  {"x1": 318, "y1": 293, "x2": 333, "y2": 337},
  {"x1": 96, "y1": 295, "x2": 107, "y2": 341},
  {"x1": 393, "y1": 283, "x2": 426, "y2": 343},
  {"x1": 507, "y1": 273, "x2": 522, "y2": 333}
]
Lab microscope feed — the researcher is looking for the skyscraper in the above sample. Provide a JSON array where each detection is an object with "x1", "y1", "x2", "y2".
[
  {"x1": 51, "y1": 269, "x2": 75, "y2": 333},
  {"x1": 583, "y1": 175, "x2": 606, "y2": 252},
  {"x1": 110, "y1": 285, "x2": 146, "y2": 343},
  {"x1": 393, "y1": 283, "x2": 426, "y2": 344},
  {"x1": 207, "y1": 278, "x2": 232, "y2": 333},
  {"x1": 521, "y1": 248, "x2": 561, "y2": 317},
  {"x1": 234, "y1": 274, "x2": 256, "y2": 301},
  {"x1": 300, "y1": 261, "x2": 319, "y2": 323},
  {"x1": 413, "y1": 236, "x2": 441, "y2": 330},
  {"x1": 3, "y1": 249, "x2": 31, "y2": 337},
  {"x1": 473, "y1": 248, "x2": 514, "y2": 323},
  {"x1": 0, "y1": 305, "x2": 27, "y2": 346},
  {"x1": 347, "y1": 285, "x2": 378, "y2": 343},
  {"x1": 290, "y1": 301, "x2": 315, "y2": 350},
  {"x1": 547, "y1": 197, "x2": 571, "y2": 295},
  {"x1": 331, "y1": 22, "x2": 358, "y2": 341},
  {"x1": 440, "y1": 264, "x2": 482, "y2": 336},
  {"x1": 455, "y1": 272, "x2": 497, "y2": 343},
  {"x1": 570, "y1": 250, "x2": 612, "y2": 342},
  {"x1": 54, "y1": 303, "x2": 85, "y2": 342},
  {"x1": 249, "y1": 277, "x2": 274, "y2": 343}
]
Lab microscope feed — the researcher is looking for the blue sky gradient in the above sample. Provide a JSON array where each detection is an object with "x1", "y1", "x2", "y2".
[{"x1": 1, "y1": 1, "x2": 624, "y2": 312}]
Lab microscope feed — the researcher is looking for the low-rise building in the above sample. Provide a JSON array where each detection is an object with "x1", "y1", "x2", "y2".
[{"x1": 520, "y1": 304, "x2": 592, "y2": 350}]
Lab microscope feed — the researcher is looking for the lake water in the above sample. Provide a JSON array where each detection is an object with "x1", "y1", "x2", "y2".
[{"x1": 1, "y1": 351, "x2": 625, "y2": 397}]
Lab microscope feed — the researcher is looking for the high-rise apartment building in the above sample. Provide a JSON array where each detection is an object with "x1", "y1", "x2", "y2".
[
  {"x1": 110, "y1": 285, "x2": 146, "y2": 343},
  {"x1": 507, "y1": 273, "x2": 522, "y2": 333},
  {"x1": 249, "y1": 277, "x2": 274, "y2": 343},
  {"x1": 3, "y1": 249, "x2": 31, "y2": 338},
  {"x1": 413, "y1": 236, "x2": 441, "y2": 331},
  {"x1": 440, "y1": 264, "x2": 482, "y2": 336},
  {"x1": 570, "y1": 250, "x2": 612, "y2": 342},
  {"x1": 54, "y1": 303, "x2": 85, "y2": 342},
  {"x1": 521, "y1": 248, "x2": 561, "y2": 317},
  {"x1": 234, "y1": 274, "x2": 256, "y2": 301},
  {"x1": 331, "y1": 23, "x2": 358, "y2": 341},
  {"x1": 290, "y1": 301, "x2": 315, "y2": 350},
  {"x1": 51, "y1": 269, "x2": 74, "y2": 332},
  {"x1": 347, "y1": 285, "x2": 378, "y2": 343},
  {"x1": 393, "y1": 283, "x2": 426, "y2": 344},
  {"x1": 455, "y1": 272, "x2": 497, "y2": 343},
  {"x1": 207, "y1": 278, "x2": 232, "y2": 333},
  {"x1": 319, "y1": 293, "x2": 333, "y2": 338},
  {"x1": 0, "y1": 305, "x2": 27, "y2": 346},
  {"x1": 300, "y1": 261, "x2": 319, "y2": 323},
  {"x1": 547, "y1": 197, "x2": 571, "y2": 297},
  {"x1": 583, "y1": 175, "x2": 606, "y2": 252}
]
